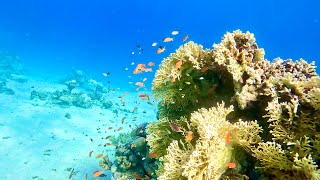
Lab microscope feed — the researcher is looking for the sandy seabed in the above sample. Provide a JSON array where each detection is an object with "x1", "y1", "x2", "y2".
[{"x1": 0, "y1": 75, "x2": 157, "y2": 180}]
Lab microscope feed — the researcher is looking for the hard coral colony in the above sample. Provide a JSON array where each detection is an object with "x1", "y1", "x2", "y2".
[{"x1": 143, "y1": 30, "x2": 320, "y2": 180}]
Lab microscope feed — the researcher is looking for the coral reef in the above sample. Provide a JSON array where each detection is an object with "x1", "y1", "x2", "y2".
[
  {"x1": 30, "y1": 75, "x2": 114, "y2": 109},
  {"x1": 102, "y1": 123, "x2": 159, "y2": 179},
  {"x1": 146, "y1": 30, "x2": 320, "y2": 179},
  {"x1": 0, "y1": 51, "x2": 26, "y2": 95},
  {"x1": 0, "y1": 51, "x2": 24, "y2": 79},
  {"x1": 0, "y1": 80, "x2": 15, "y2": 95}
]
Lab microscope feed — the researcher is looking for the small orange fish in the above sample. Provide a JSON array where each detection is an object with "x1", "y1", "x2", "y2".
[
  {"x1": 170, "y1": 77, "x2": 175, "y2": 83},
  {"x1": 156, "y1": 46, "x2": 165, "y2": 54},
  {"x1": 149, "y1": 153, "x2": 158, "y2": 158},
  {"x1": 185, "y1": 131, "x2": 193, "y2": 142},
  {"x1": 133, "y1": 64, "x2": 146, "y2": 74},
  {"x1": 174, "y1": 60, "x2": 183, "y2": 70},
  {"x1": 121, "y1": 101, "x2": 125, "y2": 106},
  {"x1": 201, "y1": 66, "x2": 209, "y2": 72},
  {"x1": 225, "y1": 162, "x2": 236, "y2": 168},
  {"x1": 225, "y1": 130, "x2": 231, "y2": 144},
  {"x1": 122, "y1": 117, "x2": 125, "y2": 124},
  {"x1": 182, "y1": 35, "x2": 189, "y2": 42},
  {"x1": 147, "y1": 62, "x2": 155, "y2": 66},
  {"x1": 132, "y1": 173, "x2": 143, "y2": 179},
  {"x1": 132, "y1": 107, "x2": 137, "y2": 113},
  {"x1": 124, "y1": 92, "x2": 129, "y2": 94},
  {"x1": 93, "y1": 170, "x2": 104, "y2": 178},
  {"x1": 118, "y1": 127, "x2": 123, "y2": 131},
  {"x1": 135, "y1": 82, "x2": 144, "y2": 87},
  {"x1": 170, "y1": 122, "x2": 181, "y2": 132},
  {"x1": 139, "y1": 93, "x2": 150, "y2": 101},
  {"x1": 131, "y1": 143, "x2": 136, "y2": 149},
  {"x1": 163, "y1": 37, "x2": 174, "y2": 42},
  {"x1": 96, "y1": 154, "x2": 103, "y2": 159},
  {"x1": 105, "y1": 143, "x2": 111, "y2": 146},
  {"x1": 89, "y1": 150, "x2": 93, "y2": 158}
]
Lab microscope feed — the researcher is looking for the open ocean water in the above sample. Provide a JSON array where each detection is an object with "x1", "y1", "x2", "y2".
[{"x1": 0, "y1": 0, "x2": 319, "y2": 180}]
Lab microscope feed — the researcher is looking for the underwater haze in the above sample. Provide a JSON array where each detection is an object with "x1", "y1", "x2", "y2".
[{"x1": 0, "y1": 0, "x2": 319, "y2": 180}]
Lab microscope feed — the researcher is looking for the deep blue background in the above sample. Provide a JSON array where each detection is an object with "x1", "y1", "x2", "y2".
[{"x1": 0, "y1": 0, "x2": 319, "y2": 86}]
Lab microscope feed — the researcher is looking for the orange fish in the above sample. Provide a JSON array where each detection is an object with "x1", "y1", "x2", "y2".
[
  {"x1": 135, "y1": 82, "x2": 144, "y2": 87},
  {"x1": 185, "y1": 131, "x2": 193, "y2": 142},
  {"x1": 132, "y1": 173, "x2": 143, "y2": 179},
  {"x1": 147, "y1": 62, "x2": 155, "y2": 66},
  {"x1": 93, "y1": 170, "x2": 104, "y2": 178},
  {"x1": 148, "y1": 153, "x2": 158, "y2": 158},
  {"x1": 139, "y1": 93, "x2": 150, "y2": 101},
  {"x1": 118, "y1": 127, "x2": 123, "y2": 131},
  {"x1": 133, "y1": 64, "x2": 146, "y2": 74},
  {"x1": 182, "y1": 35, "x2": 189, "y2": 42},
  {"x1": 105, "y1": 143, "x2": 111, "y2": 146},
  {"x1": 170, "y1": 122, "x2": 181, "y2": 132},
  {"x1": 225, "y1": 130, "x2": 231, "y2": 144},
  {"x1": 96, "y1": 154, "x2": 103, "y2": 159},
  {"x1": 131, "y1": 143, "x2": 136, "y2": 149},
  {"x1": 170, "y1": 77, "x2": 175, "y2": 83},
  {"x1": 201, "y1": 66, "x2": 209, "y2": 72},
  {"x1": 156, "y1": 46, "x2": 165, "y2": 54},
  {"x1": 132, "y1": 107, "x2": 137, "y2": 113},
  {"x1": 124, "y1": 92, "x2": 129, "y2": 94},
  {"x1": 89, "y1": 150, "x2": 93, "y2": 158},
  {"x1": 225, "y1": 162, "x2": 236, "y2": 168},
  {"x1": 174, "y1": 60, "x2": 183, "y2": 70},
  {"x1": 163, "y1": 37, "x2": 174, "y2": 42}
]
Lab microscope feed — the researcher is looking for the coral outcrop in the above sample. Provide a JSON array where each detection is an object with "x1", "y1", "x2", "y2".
[{"x1": 146, "y1": 30, "x2": 320, "y2": 179}]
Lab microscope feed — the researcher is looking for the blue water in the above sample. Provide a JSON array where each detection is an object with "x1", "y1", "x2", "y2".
[
  {"x1": 0, "y1": 0, "x2": 319, "y2": 76},
  {"x1": 0, "y1": 0, "x2": 319, "y2": 179}
]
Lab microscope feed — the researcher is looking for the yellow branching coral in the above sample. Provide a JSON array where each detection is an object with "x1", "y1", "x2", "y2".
[
  {"x1": 158, "y1": 140, "x2": 192, "y2": 180},
  {"x1": 146, "y1": 116, "x2": 190, "y2": 157},
  {"x1": 304, "y1": 87, "x2": 320, "y2": 110},
  {"x1": 146, "y1": 30, "x2": 320, "y2": 180},
  {"x1": 293, "y1": 154, "x2": 320, "y2": 179},
  {"x1": 182, "y1": 103, "x2": 234, "y2": 179},
  {"x1": 152, "y1": 41, "x2": 214, "y2": 111},
  {"x1": 233, "y1": 120, "x2": 262, "y2": 150},
  {"x1": 212, "y1": 30, "x2": 264, "y2": 81},
  {"x1": 253, "y1": 142, "x2": 320, "y2": 179},
  {"x1": 252, "y1": 142, "x2": 293, "y2": 170},
  {"x1": 155, "y1": 102, "x2": 263, "y2": 180}
]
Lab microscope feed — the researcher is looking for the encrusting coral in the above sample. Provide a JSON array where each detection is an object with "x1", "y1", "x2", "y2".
[{"x1": 146, "y1": 29, "x2": 320, "y2": 179}]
